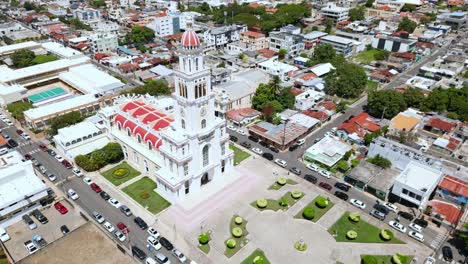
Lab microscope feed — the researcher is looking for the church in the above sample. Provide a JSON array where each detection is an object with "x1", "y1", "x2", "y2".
[{"x1": 99, "y1": 29, "x2": 234, "y2": 203}]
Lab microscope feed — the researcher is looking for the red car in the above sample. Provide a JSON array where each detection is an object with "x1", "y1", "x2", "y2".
[
  {"x1": 90, "y1": 183, "x2": 102, "y2": 193},
  {"x1": 54, "y1": 202, "x2": 68, "y2": 214},
  {"x1": 39, "y1": 144, "x2": 48, "y2": 151},
  {"x1": 319, "y1": 182, "x2": 332, "y2": 191},
  {"x1": 62, "y1": 160, "x2": 72, "y2": 169},
  {"x1": 117, "y1": 222, "x2": 129, "y2": 234},
  {"x1": 16, "y1": 129, "x2": 23, "y2": 135},
  {"x1": 24, "y1": 154, "x2": 32, "y2": 160}
]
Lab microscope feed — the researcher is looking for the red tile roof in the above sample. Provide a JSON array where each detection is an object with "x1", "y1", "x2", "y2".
[
  {"x1": 439, "y1": 175, "x2": 468, "y2": 197},
  {"x1": 338, "y1": 112, "x2": 381, "y2": 137},
  {"x1": 302, "y1": 110, "x2": 329, "y2": 121},
  {"x1": 290, "y1": 88, "x2": 304, "y2": 96},
  {"x1": 447, "y1": 137, "x2": 461, "y2": 151},
  {"x1": 258, "y1": 49, "x2": 276, "y2": 58},
  {"x1": 241, "y1": 30, "x2": 265, "y2": 38},
  {"x1": 427, "y1": 118, "x2": 457, "y2": 133},
  {"x1": 392, "y1": 52, "x2": 416, "y2": 60},
  {"x1": 316, "y1": 101, "x2": 336, "y2": 111},
  {"x1": 226, "y1": 108, "x2": 261, "y2": 122},
  {"x1": 299, "y1": 72, "x2": 317, "y2": 81},
  {"x1": 428, "y1": 200, "x2": 462, "y2": 225}
]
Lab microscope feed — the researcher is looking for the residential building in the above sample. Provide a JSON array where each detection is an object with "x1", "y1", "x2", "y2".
[
  {"x1": 303, "y1": 136, "x2": 352, "y2": 167},
  {"x1": 294, "y1": 88, "x2": 325, "y2": 110},
  {"x1": 391, "y1": 161, "x2": 444, "y2": 207},
  {"x1": 337, "y1": 112, "x2": 381, "y2": 143},
  {"x1": 203, "y1": 24, "x2": 247, "y2": 48},
  {"x1": 88, "y1": 33, "x2": 119, "y2": 53},
  {"x1": 438, "y1": 175, "x2": 468, "y2": 204},
  {"x1": 249, "y1": 121, "x2": 309, "y2": 150},
  {"x1": 146, "y1": 13, "x2": 181, "y2": 38},
  {"x1": 320, "y1": 4, "x2": 349, "y2": 23},
  {"x1": 437, "y1": 11, "x2": 467, "y2": 30},
  {"x1": 73, "y1": 7, "x2": 101, "y2": 24},
  {"x1": 0, "y1": 151, "x2": 50, "y2": 228},
  {"x1": 424, "y1": 117, "x2": 458, "y2": 135},
  {"x1": 0, "y1": 22, "x2": 22, "y2": 37},
  {"x1": 303, "y1": 31, "x2": 328, "y2": 49},
  {"x1": 47, "y1": 3, "x2": 67, "y2": 16},
  {"x1": 371, "y1": 34, "x2": 417, "y2": 52},
  {"x1": 240, "y1": 31, "x2": 269, "y2": 51},
  {"x1": 388, "y1": 109, "x2": 423, "y2": 136},
  {"x1": 226, "y1": 108, "x2": 261, "y2": 125},
  {"x1": 257, "y1": 58, "x2": 299, "y2": 80},
  {"x1": 269, "y1": 32, "x2": 305, "y2": 57},
  {"x1": 320, "y1": 35, "x2": 364, "y2": 57},
  {"x1": 280, "y1": 24, "x2": 301, "y2": 35}
]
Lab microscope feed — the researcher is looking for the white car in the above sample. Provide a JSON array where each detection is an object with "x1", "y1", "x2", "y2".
[
  {"x1": 67, "y1": 188, "x2": 79, "y2": 200},
  {"x1": 251, "y1": 147, "x2": 263, "y2": 155},
  {"x1": 408, "y1": 231, "x2": 424, "y2": 242},
  {"x1": 155, "y1": 253, "x2": 171, "y2": 264},
  {"x1": 24, "y1": 240, "x2": 39, "y2": 255},
  {"x1": 22, "y1": 133, "x2": 31, "y2": 140},
  {"x1": 409, "y1": 222, "x2": 423, "y2": 232},
  {"x1": 237, "y1": 129, "x2": 246, "y2": 136},
  {"x1": 47, "y1": 173, "x2": 57, "y2": 182},
  {"x1": 54, "y1": 155, "x2": 64, "y2": 162},
  {"x1": 383, "y1": 202, "x2": 398, "y2": 213},
  {"x1": 83, "y1": 177, "x2": 93, "y2": 185},
  {"x1": 274, "y1": 159, "x2": 287, "y2": 168},
  {"x1": 0, "y1": 228, "x2": 10, "y2": 243},
  {"x1": 296, "y1": 139, "x2": 306, "y2": 146},
  {"x1": 349, "y1": 199, "x2": 366, "y2": 209},
  {"x1": 324, "y1": 131, "x2": 333, "y2": 137},
  {"x1": 114, "y1": 230, "x2": 126, "y2": 242},
  {"x1": 147, "y1": 235, "x2": 162, "y2": 250},
  {"x1": 227, "y1": 125, "x2": 236, "y2": 131},
  {"x1": 148, "y1": 227, "x2": 160, "y2": 239},
  {"x1": 92, "y1": 211, "x2": 105, "y2": 224},
  {"x1": 4, "y1": 120, "x2": 13, "y2": 126},
  {"x1": 103, "y1": 221, "x2": 115, "y2": 233},
  {"x1": 172, "y1": 248, "x2": 187, "y2": 263},
  {"x1": 330, "y1": 127, "x2": 337, "y2": 133},
  {"x1": 423, "y1": 257, "x2": 436, "y2": 264},
  {"x1": 108, "y1": 198, "x2": 121, "y2": 208},
  {"x1": 389, "y1": 221, "x2": 407, "y2": 233},
  {"x1": 72, "y1": 167, "x2": 83, "y2": 177},
  {"x1": 307, "y1": 163, "x2": 320, "y2": 172},
  {"x1": 319, "y1": 170, "x2": 332, "y2": 179}
]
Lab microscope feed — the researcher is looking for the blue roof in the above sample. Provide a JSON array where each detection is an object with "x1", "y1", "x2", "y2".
[
  {"x1": 117, "y1": 46, "x2": 138, "y2": 56},
  {"x1": 449, "y1": 11, "x2": 466, "y2": 16}
]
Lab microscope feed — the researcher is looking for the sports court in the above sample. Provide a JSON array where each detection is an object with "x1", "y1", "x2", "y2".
[{"x1": 28, "y1": 87, "x2": 72, "y2": 106}]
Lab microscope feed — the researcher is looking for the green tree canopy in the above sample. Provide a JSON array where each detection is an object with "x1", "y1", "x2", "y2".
[
  {"x1": 368, "y1": 154, "x2": 392, "y2": 169},
  {"x1": 48, "y1": 111, "x2": 85, "y2": 135},
  {"x1": 123, "y1": 79, "x2": 171, "y2": 97},
  {"x1": 251, "y1": 78, "x2": 295, "y2": 117},
  {"x1": 125, "y1": 25, "x2": 155, "y2": 44},
  {"x1": 324, "y1": 62, "x2": 367, "y2": 98},
  {"x1": 367, "y1": 90, "x2": 407, "y2": 119},
  {"x1": 349, "y1": 6, "x2": 366, "y2": 21},
  {"x1": 365, "y1": 0, "x2": 374, "y2": 7},
  {"x1": 310, "y1": 44, "x2": 336, "y2": 65},
  {"x1": 278, "y1": 48, "x2": 287, "y2": 60},
  {"x1": 403, "y1": 87, "x2": 425, "y2": 108},
  {"x1": 398, "y1": 17, "x2": 417, "y2": 33},
  {"x1": 11, "y1": 49, "x2": 35, "y2": 68}
]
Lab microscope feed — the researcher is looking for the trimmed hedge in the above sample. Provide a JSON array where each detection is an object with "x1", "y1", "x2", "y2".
[
  {"x1": 256, "y1": 199, "x2": 268, "y2": 208},
  {"x1": 361, "y1": 255, "x2": 378, "y2": 264},
  {"x1": 75, "y1": 142, "x2": 124, "y2": 172},
  {"x1": 279, "y1": 197, "x2": 289, "y2": 207},
  {"x1": 315, "y1": 197, "x2": 329, "y2": 208},
  {"x1": 291, "y1": 190, "x2": 303, "y2": 199},
  {"x1": 346, "y1": 230, "x2": 358, "y2": 240},
  {"x1": 380, "y1": 229, "x2": 394, "y2": 241},
  {"x1": 348, "y1": 212, "x2": 360, "y2": 222},
  {"x1": 392, "y1": 254, "x2": 403, "y2": 264},
  {"x1": 198, "y1": 233, "x2": 210, "y2": 245},
  {"x1": 232, "y1": 227, "x2": 243, "y2": 238},
  {"x1": 253, "y1": 256, "x2": 266, "y2": 264},
  {"x1": 226, "y1": 238, "x2": 236, "y2": 249},
  {"x1": 302, "y1": 207, "x2": 315, "y2": 220},
  {"x1": 277, "y1": 177, "x2": 287, "y2": 185},
  {"x1": 235, "y1": 216, "x2": 243, "y2": 225}
]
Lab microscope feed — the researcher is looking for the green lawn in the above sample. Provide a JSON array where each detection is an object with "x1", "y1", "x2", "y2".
[
  {"x1": 241, "y1": 249, "x2": 271, "y2": 264},
  {"x1": 198, "y1": 244, "x2": 210, "y2": 254},
  {"x1": 225, "y1": 215, "x2": 249, "y2": 258},
  {"x1": 355, "y1": 49, "x2": 380, "y2": 64},
  {"x1": 0, "y1": 247, "x2": 7, "y2": 264},
  {"x1": 268, "y1": 178, "x2": 297, "y2": 190},
  {"x1": 31, "y1": 54, "x2": 59, "y2": 64},
  {"x1": 366, "y1": 80, "x2": 379, "y2": 92},
  {"x1": 229, "y1": 144, "x2": 250, "y2": 165},
  {"x1": 101, "y1": 162, "x2": 141, "y2": 186},
  {"x1": 294, "y1": 196, "x2": 334, "y2": 222},
  {"x1": 251, "y1": 191, "x2": 304, "y2": 212},
  {"x1": 361, "y1": 255, "x2": 413, "y2": 264},
  {"x1": 329, "y1": 212, "x2": 404, "y2": 244},
  {"x1": 122, "y1": 177, "x2": 171, "y2": 214}
]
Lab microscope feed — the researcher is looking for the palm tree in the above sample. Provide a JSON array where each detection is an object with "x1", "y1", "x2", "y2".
[{"x1": 270, "y1": 76, "x2": 282, "y2": 96}]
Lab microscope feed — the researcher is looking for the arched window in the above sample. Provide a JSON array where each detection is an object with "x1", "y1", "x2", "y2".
[
  {"x1": 137, "y1": 135, "x2": 141, "y2": 143},
  {"x1": 117, "y1": 123, "x2": 121, "y2": 130},
  {"x1": 202, "y1": 83, "x2": 206, "y2": 96},
  {"x1": 127, "y1": 128, "x2": 131, "y2": 137},
  {"x1": 201, "y1": 119, "x2": 206, "y2": 129},
  {"x1": 148, "y1": 141, "x2": 152, "y2": 150},
  {"x1": 195, "y1": 84, "x2": 199, "y2": 99},
  {"x1": 181, "y1": 119, "x2": 185, "y2": 129},
  {"x1": 195, "y1": 58, "x2": 199, "y2": 71},
  {"x1": 202, "y1": 145, "x2": 209, "y2": 166}
]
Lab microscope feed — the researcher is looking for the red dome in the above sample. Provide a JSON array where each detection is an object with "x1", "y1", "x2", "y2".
[{"x1": 181, "y1": 30, "x2": 200, "y2": 48}]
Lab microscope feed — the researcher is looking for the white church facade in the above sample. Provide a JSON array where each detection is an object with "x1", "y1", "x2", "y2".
[{"x1": 99, "y1": 29, "x2": 234, "y2": 203}]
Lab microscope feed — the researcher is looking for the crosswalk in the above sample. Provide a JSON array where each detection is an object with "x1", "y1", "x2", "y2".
[{"x1": 431, "y1": 233, "x2": 446, "y2": 249}]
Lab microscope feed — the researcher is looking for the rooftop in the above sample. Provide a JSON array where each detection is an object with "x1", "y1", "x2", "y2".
[
  {"x1": 59, "y1": 64, "x2": 124, "y2": 95},
  {"x1": 395, "y1": 161, "x2": 443, "y2": 192},
  {"x1": 54, "y1": 121, "x2": 101, "y2": 145},
  {"x1": 390, "y1": 112, "x2": 421, "y2": 131},
  {"x1": 347, "y1": 160, "x2": 400, "y2": 191},
  {"x1": 439, "y1": 175, "x2": 468, "y2": 198},
  {"x1": 304, "y1": 136, "x2": 352, "y2": 167},
  {"x1": 24, "y1": 94, "x2": 98, "y2": 120},
  {"x1": 42, "y1": 41, "x2": 84, "y2": 58},
  {"x1": 249, "y1": 121, "x2": 308, "y2": 146},
  {"x1": 321, "y1": 35, "x2": 354, "y2": 45}
]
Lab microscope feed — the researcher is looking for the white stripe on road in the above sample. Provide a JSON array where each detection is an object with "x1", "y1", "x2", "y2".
[{"x1": 431, "y1": 233, "x2": 445, "y2": 249}]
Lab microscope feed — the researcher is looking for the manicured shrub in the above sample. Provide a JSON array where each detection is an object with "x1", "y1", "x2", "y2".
[
  {"x1": 348, "y1": 212, "x2": 360, "y2": 222},
  {"x1": 291, "y1": 190, "x2": 303, "y2": 199},
  {"x1": 226, "y1": 238, "x2": 236, "y2": 249},
  {"x1": 113, "y1": 168, "x2": 128, "y2": 178},
  {"x1": 315, "y1": 197, "x2": 329, "y2": 208},
  {"x1": 294, "y1": 241, "x2": 307, "y2": 251},
  {"x1": 139, "y1": 192, "x2": 150, "y2": 199},
  {"x1": 380, "y1": 229, "x2": 394, "y2": 241},
  {"x1": 361, "y1": 255, "x2": 378, "y2": 264},
  {"x1": 198, "y1": 233, "x2": 210, "y2": 245},
  {"x1": 277, "y1": 177, "x2": 287, "y2": 185},
  {"x1": 232, "y1": 227, "x2": 243, "y2": 238},
  {"x1": 346, "y1": 230, "x2": 358, "y2": 240},
  {"x1": 256, "y1": 199, "x2": 268, "y2": 208},
  {"x1": 302, "y1": 207, "x2": 315, "y2": 220},
  {"x1": 278, "y1": 197, "x2": 288, "y2": 207},
  {"x1": 253, "y1": 256, "x2": 265, "y2": 264},
  {"x1": 234, "y1": 216, "x2": 243, "y2": 225},
  {"x1": 392, "y1": 254, "x2": 403, "y2": 264}
]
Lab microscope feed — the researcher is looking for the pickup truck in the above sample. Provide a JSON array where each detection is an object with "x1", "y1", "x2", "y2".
[{"x1": 32, "y1": 235, "x2": 48, "y2": 248}]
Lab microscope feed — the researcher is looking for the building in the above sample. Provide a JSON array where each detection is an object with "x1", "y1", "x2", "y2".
[
  {"x1": 47, "y1": 3, "x2": 67, "y2": 16},
  {"x1": 240, "y1": 31, "x2": 269, "y2": 51},
  {"x1": 303, "y1": 31, "x2": 328, "y2": 49},
  {"x1": 388, "y1": 110, "x2": 422, "y2": 135},
  {"x1": 53, "y1": 120, "x2": 110, "y2": 160},
  {"x1": 303, "y1": 136, "x2": 352, "y2": 167},
  {"x1": 88, "y1": 33, "x2": 118, "y2": 53},
  {"x1": 101, "y1": 29, "x2": 234, "y2": 202},
  {"x1": 146, "y1": 13, "x2": 181, "y2": 38},
  {"x1": 203, "y1": 24, "x2": 247, "y2": 48},
  {"x1": 391, "y1": 161, "x2": 444, "y2": 207},
  {"x1": 319, "y1": 35, "x2": 359, "y2": 57},
  {"x1": 321, "y1": 4, "x2": 349, "y2": 23},
  {"x1": 437, "y1": 11, "x2": 467, "y2": 30},
  {"x1": 269, "y1": 32, "x2": 304, "y2": 57},
  {"x1": 0, "y1": 151, "x2": 50, "y2": 228},
  {"x1": 280, "y1": 24, "x2": 301, "y2": 35},
  {"x1": 0, "y1": 22, "x2": 22, "y2": 37},
  {"x1": 438, "y1": 175, "x2": 468, "y2": 204},
  {"x1": 226, "y1": 108, "x2": 261, "y2": 125},
  {"x1": 258, "y1": 58, "x2": 299, "y2": 80},
  {"x1": 73, "y1": 7, "x2": 101, "y2": 24},
  {"x1": 424, "y1": 117, "x2": 458, "y2": 135},
  {"x1": 371, "y1": 35, "x2": 417, "y2": 52},
  {"x1": 294, "y1": 88, "x2": 325, "y2": 110},
  {"x1": 337, "y1": 112, "x2": 381, "y2": 143},
  {"x1": 249, "y1": 121, "x2": 309, "y2": 150}
]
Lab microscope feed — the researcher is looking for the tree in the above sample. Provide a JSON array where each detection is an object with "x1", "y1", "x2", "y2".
[
  {"x1": 367, "y1": 90, "x2": 407, "y2": 119},
  {"x1": 400, "y1": 4, "x2": 417, "y2": 12},
  {"x1": 398, "y1": 17, "x2": 417, "y2": 33},
  {"x1": 367, "y1": 154, "x2": 392, "y2": 169},
  {"x1": 90, "y1": 0, "x2": 106, "y2": 7},
  {"x1": 349, "y1": 6, "x2": 366, "y2": 21},
  {"x1": 48, "y1": 111, "x2": 85, "y2": 136},
  {"x1": 365, "y1": 0, "x2": 374, "y2": 7},
  {"x1": 374, "y1": 49, "x2": 390, "y2": 61},
  {"x1": 337, "y1": 160, "x2": 349, "y2": 172},
  {"x1": 177, "y1": 2, "x2": 185, "y2": 11},
  {"x1": 7, "y1": 101, "x2": 34, "y2": 120},
  {"x1": 324, "y1": 18, "x2": 333, "y2": 34},
  {"x1": 278, "y1": 49, "x2": 287, "y2": 60},
  {"x1": 403, "y1": 87, "x2": 425, "y2": 108},
  {"x1": 325, "y1": 62, "x2": 367, "y2": 98},
  {"x1": 11, "y1": 49, "x2": 35, "y2": 68},
  {"x1": 123, "y1": 79, "x2": 171, "y2": 97},
  {"x1": 336, "y1": 101, "x2": 347, "y2": 113},
  {"x1": 262, "y1": 104, "x2": 275, "y2": 123},
  {"x1": 125, "y1": 25, "x2": 155, "y2": 44},
  {"x1": 310, "y1": 44, "x2": 336, "y2": 65},
  {"x1": 10, "y1": 0, "x2": 19, "y2": 7}
]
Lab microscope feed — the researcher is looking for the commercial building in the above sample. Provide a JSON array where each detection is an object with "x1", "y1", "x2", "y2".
[
  {"x1": 319, "y1": 35, "x2": 359, "y2": 57},
  {"x1": 146, "y1": 13, "x2": 181, "y2": 38},
  {"x1": 0, "y1": 151, "x2": 49, "y2": 228},
  {"x1": 203, "y1": 24, "x2": 247, "y2": 48},
  {"x1": 371, "y1": 35, "x2": 417, "y2": 52},
  {"x1": 249, "y1": 121, "x2": 309, "y2": 150},
  {"x1": 437, "y1": 11, "x2": 467, "y2": 30},
  {"x1": 73, "y1": 7, "x2": 101, "y2": 24},
  {"x1": 88, "y1": 33, "x2": 118, "y2": 53},
  {"x1": 303, "y1": 136, "x2": 352, "y2": 167},
  {"x1": 239, "y1": 31, "x2": 269, "y2": 51},
  {"x1": 258, "y1": 58, "x2": 299, "y2": 80},
  {"x1": 303, "y1": 31, "x2": 328, "y2": 49},
  {"x1": 321, "y1": 4, "x2": 349, "y2": 23},
  {"x1": 269, "y1": 32, "x2": 305, "y2": 57},
  {"x1": 438, "y1": 175, "x2": 468, "y2": 204}
]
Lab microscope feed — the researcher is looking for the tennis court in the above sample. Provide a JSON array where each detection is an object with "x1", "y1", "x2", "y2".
[{"x1": 28, "y1": 87, "x2": 67, "y2": 104}]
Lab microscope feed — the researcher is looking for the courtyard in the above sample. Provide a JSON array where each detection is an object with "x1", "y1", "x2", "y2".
[
  {"x1": 122, "y1": 176, "x2": 171, "y2": 214},
  {"x1": 101, "y1": 161, "x2": 141, "y2": 186}
]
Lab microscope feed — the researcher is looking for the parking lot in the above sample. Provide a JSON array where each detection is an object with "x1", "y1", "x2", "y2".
[{"x1": 3, "y1": 199, "x2": 86, "y2": 262}]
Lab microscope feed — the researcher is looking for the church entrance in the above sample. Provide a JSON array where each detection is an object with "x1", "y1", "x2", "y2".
[
  {"x1": 201, "y1": 173, "x2": 210, "y2": 186},
  {"x1": 185, "y1": 181, "x2": 190, "y2": 194}
]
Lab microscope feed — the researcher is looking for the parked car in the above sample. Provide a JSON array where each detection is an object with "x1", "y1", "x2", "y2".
[
  {"x1": 8, "y1": 139, "x2": 18, "y2": 148},
  {"x1": 236, "y1": 129, "x2": 246, "y2": 136},
  {"x1": 148, "y1": 227, "x2": 160, "y2": 239},
  {"x1": 172, "y1": 249, "x2": 187, "y2": 263},
  {"x1": 408, "y1": 231, "x2": 424, "y2": 242},
  {"x1": 39, "y1": 165, "x2": 47, "y2": 174},
  {"x1": 39, "y1": 144, "x2": 48, "y2": 151},
  {"x1": 251, "y1": 147, "x2": 263, "y2": 155},
  {"x1": 288, "y1": 144, "x2": 299, "y2": 152},
  {"x1": 60, "y1": 225, "x2": 69, "y2": 235},
  {"x1": 259, "y1": 141, "x2": 269, "y2": 147},
  {"x1": 24, "y1": 240, "x2": 39, "y2": 255},
  {"x1": 92, "y1": 212, "x2": 105, "y2": 224},
  {"x1": 108, "y1": 198, "x2": 121, "y2": 208},
  {"x1": 54, "y1": 202, "x2": 68, "y2": 214},
  {"x1": 334, "y1": 182, "x2": 350, "y2": 192},
  {"x1": 16, "y1": 129, "x2": 23, "y2": 135},
  {"x1": 388, "y1": 220, "x2": 407, "y2": 233},
  {"x1": 103, "y1": 221, "x2": 115, "y2": 233},
  {"x1": 22, "y1": 133, "x2": 31, "y2": 140},
  {"x1": 47, "y1": 149, "x2": 56, "y2": 156},
  {"x1": 0, "y1": 147, "x2": 8, "y2": 155},
  {"x1": 423, "y1": 257, "x2": 435, "y2": 264},
  {"x1": 147, "y1": 235, "x2": 162, "y2": 250},
  {"x1": 32, "y1": 234, "x2": 48, "y2": 248},
  {"x1": 319, "y1": 182, "x2": 332, "y2": 191},
  {"x1": 349, "y1": 199, "x2": 366, "y2": 210},
  {"x1": 226, "y1": 125, "x2": 236, "y2": 131},
  {"x1": 134, "y1": 217, "x2": 148, "y2": 230},
  {"x1": 114, "y1": 230, "x2": 126, "y2": 242},
  {"x1": 289, "y1": 167, "x2": 301, "y2": 175},
  {"x1": 269, "y1": 146, "x2": 279, "y2": 153},
  {"x1": 383, "y1": 202, "x2": 398, "y2": 213},
  {"x1": 120, "y1": 205, "x2": 133, "y2": 216},
  {"x1": 90, "y1": 183, "x2": 102, "y2": 193},
  {"x1": 24, "y1": 154, "x2": 32, "y2": 160},
  {"x1": 296, "y1": 138, "x2": 306, "y2": 146},
  {"x1": 374, "y1": 204, "x2": 390, "y2": 215},
  {"x1": 31, "y1": 209, "x2": 48, "y2": 224},
  {"x1": 72, "y1": 167, "x2": 83, "y2": 177},
  {"x1": 67, "y1": 189, "x2": 79, "y2": 200},
  {"x1": 62, "y1": 160, "x2": 72, "y2": 169},
  {"x1": 54, "y1": 155, "x2": 64, "y2": 162},
  {"x1": 22, "y1": 215, "x2": 37, "y2": 230},
  {"x1": 397, "y1": 211, "x2": 414, "y2": 221},
  {"x1": 262, "y1": 152, "x2": 273, "y2": 160},
  {"x1": 409, "y1": 222, "x2": 423, "y2": 232},
  {"x1": 0, "y1": 228, "x2": 10, "y2": 243},
  {"x1": 240, "y1": 142, "x2": 251, "y2": 148},
  {"x1": 413, "y1": 218, "x2": 428, "y2": 228},
  {"x1": 83, "y1": 177, "x2": 93, "y2": 185},
  {"x1": 159, "y1": 237, "x2": 174, "y2": 250},
  {"x1": 132, "y1": 246, "x2": 147, "y2": 260},
  {"x1": 370, "y1": 209, "x2": 386, "y2": 220},
  {"x1": 248, "y1": 136, "x2": 259, "y2": 142},
  {"x1": 306, "y1": 164, "x2": 319, "y2": 172},
  {"x1": 304, "y1": 174, "x2": 317, "y2": 184},
  {"x1": 442, "y1": 246, "x2": 453, "y2": 261},
  {"x1": 334, "y1": 191, "x2": 348, "y2": 201},
  {"x1": 274, "y1": 159, "x2": 287, "y2": 168},
  {"x1": 46, "y1": 172, "x2": 56, "y2": 182},
  {"x1": 155, "y1": 253, "x2": 171, "y2": 264},
  {"x1": 229, "y1": 135, "x2": 238, "y2": 142},
  {"x1": 319, "y1": 170, "x2": 332, "y2": 179},
  {"x1": 117, "y1": 222, "x2": 129, "y2": 234},
  {"x1": 100, "y1": 191, "x2": 111, "y2": 200}
]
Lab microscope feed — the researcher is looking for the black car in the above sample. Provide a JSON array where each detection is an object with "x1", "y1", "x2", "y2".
[
  {"x1": 240, "y1": 141, "x2": 251, "y2": 148},
  {"x1": 397, "y1": 211, "x2": 414, "y2": 221},
  {"x1": 229, "y1": 135, "x2": 238, "y2": 142},
  {"x1": 8, "y1": 139, "x2": 18, "y2": 148},
  {"x1": 304, "y1": 174, "x2": 317, "y2": 184},
  {"x1": 47, "y1": 149, "x2": 56, "y2": 156},
  {"x1": 313, "y1": 137, "x2": 322, "y2": 144},
  {"x1": 269, "y1": 146, "x2": 279, "y2": 153},
  {"x1": 131, "y1": 246, "x2": 147, "y2": 260},
  {"x1": 159, "y1": 237, "x2": 174, "y2": 250},
  {"x1": 60, "y1": 225, "x2": 70, "y2": 234},
  {"x1": 334, "y1": 191, "x2": 348, "y2": 201},
  {"x1": 289, "y1": 144, "x2": 299, "y2": 152},
  {"x1": 248, "y1": 136, "x2": 259, "y2": 142},
  {"x1": 134, "y1": 216, "x2": 148, "y2": 230},
  {"x1": 31, "y1": 209, "x2": 48, "y2": 224},
  {"x1": 374, "y1": 204, "x2": 390, "y2": 215},
  {"x1": 100, "y1": 191, "x2": 111, "y2": 200},
  {"x1": 413, "y1": 218, "x2": 428, "y2": 228},
  {"x1": 442, "y1": 246, "x2": 453, "y2": 261},
  {"x1": 259, "y1": 141, "x2": 269, "y2": 147},
  {"x1": 262, "y1": 152, "x2": 273, "y2": 160},
  {"x1": 334, "y1": 182, "x2": 350, "y2": 192},
  {"x1": 289, "y1": 167, "x2": 301, "y2": 175}
]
